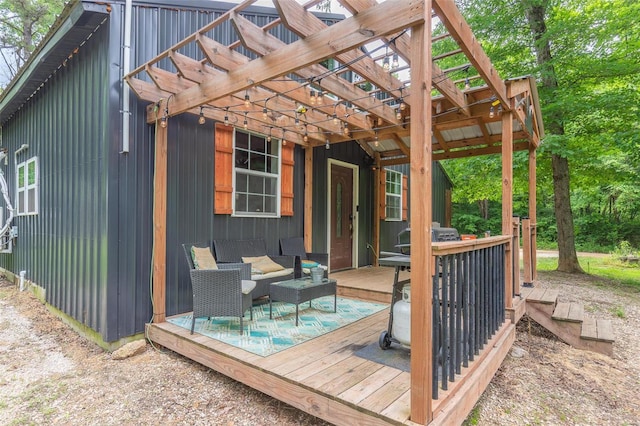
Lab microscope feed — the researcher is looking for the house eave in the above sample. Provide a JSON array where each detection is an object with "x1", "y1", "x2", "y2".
[{"x1": 0, "y1": 1, "x2": 110, "y2": 124}]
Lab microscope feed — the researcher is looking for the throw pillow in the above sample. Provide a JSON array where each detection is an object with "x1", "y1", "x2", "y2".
[
  {"x1": 242, "y1": 255, "x2": 285, "y2": 274},
  {"x1": 301, "y1": 259, "x2": 319, "y2": 269},
  {"x1": 191, "y1": 246, "x2": 218, "y2": 270}
]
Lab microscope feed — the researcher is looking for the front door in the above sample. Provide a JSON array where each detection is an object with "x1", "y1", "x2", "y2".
[{"x1": 330, "y1": 164, "x2": 354, "y2": 271}]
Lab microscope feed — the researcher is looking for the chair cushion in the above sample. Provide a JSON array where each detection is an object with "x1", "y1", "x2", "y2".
[
  {"x1": 191, "y1": 246, "x2": 218, "y2": 270},
  {"x1": 242, "y1": 255, "x2": 284, "y2": 274},
  {"x1": 241, "y1": 280, "x2": 257, "y2": 295},
  {"x1": 251, "y1": 268, "x2": 294, "y2": 281}
]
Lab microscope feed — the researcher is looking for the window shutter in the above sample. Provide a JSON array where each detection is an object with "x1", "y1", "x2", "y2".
[
  {"x1": 379, "y1": 169, "x2": 386, "y2": 220},
  {"x1": 280, "y1": 142, "x2": 295, "y2": 216},
  {"x1": 214, "y1": 123, "x2": 233, "y2": 214},
  {"x1": 402, "y1": 175, "x2": 408, "y2": 221}
]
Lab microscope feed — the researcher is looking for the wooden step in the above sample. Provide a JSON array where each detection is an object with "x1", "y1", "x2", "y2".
[
  {"x1": 581, "y1": 316, "x2": 615, "y2": 343},
  {"x1": 526, "y1": 288, "x2": 559, "y2": 304},
  {"x1": 552, "y1": 302, "x2": 584, "y2": 323}
]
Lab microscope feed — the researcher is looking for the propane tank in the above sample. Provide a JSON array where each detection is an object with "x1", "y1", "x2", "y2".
[{"x1": 392, "y1": 285, "x2": 411, "y2": 346}]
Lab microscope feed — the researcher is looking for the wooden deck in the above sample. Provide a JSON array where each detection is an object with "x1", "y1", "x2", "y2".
[{"x1": 147, "y1": 267, "x2": 515, "y2": 425}]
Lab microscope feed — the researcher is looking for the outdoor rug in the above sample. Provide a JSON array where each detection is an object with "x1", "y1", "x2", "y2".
[
  {"x1": 167, "y1": 296, "x2": 388, "y2": 357},
  {"x1": 354, "y1": 342, "x2": 411, "y2": 372}
]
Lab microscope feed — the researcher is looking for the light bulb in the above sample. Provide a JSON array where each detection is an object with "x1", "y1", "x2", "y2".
[
  {"x1": 303, "y1": 133, "x2": 308, "y2": 142},
  {"x1": 160, "y1": 117, "x2": 167, "y2": 128},
  {"x1": 243, "y1": 112, "x2": 248, "y2": 129},
  {"x1": 343, "y1": 124, "x2": 349, "y2": 136},
  {"x1": 325, "y1": 139, "x2": 330, "y2": 150},
  {"x1": 262, "y1": 107, "x2": 268, "y2": 120},
  {"x1": 309, "y1": 90, "x2": 316, "y2": 105},
  {"x1": 224, "y1": 114, "x2": 229, "y2": 126},
  {"x1": 333, "y1": 113, "x2": 338, "y2": 125},
  {"x1": 244, "y1": 93, "x2": 250, "y2": 108},
  {"x1": 489, "y1": 106, "x2": 495, "y2": 118},
  {"x1": 392, "y1": 53, "x2": 399, "y2": 69},
  {"x1": 382, "y1": 56, "x2": 390, "y2": 71},
  {"x1": 374, "y1": 132, "x2": 379, "y2": 147},
  {"x1": 198, "y1": 107, "x2": 205, "y2": 125},
  {"x1": 396, "y1": 108, "x2": 402, "y2": 120},
  {"x1": 464, "y1": 77, "x2": 471, "y2": 90},
  {"x1": 317, "y1": 90, "x2": 324, "y2": 104},
  {"x1": 399, "y1": 98, "x2": 406, "y2": 111}
]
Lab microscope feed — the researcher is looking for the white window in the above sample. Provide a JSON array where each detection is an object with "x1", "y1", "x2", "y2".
[
  {"x1": 16, "y1": 156, "x2": 39, "y2": 216},
  {"x1": 385, "y1": 169, "x2": 402, "y2": 221},
  {"x1": 233, "y1": 130, "x2": 280, "y2": 217}
]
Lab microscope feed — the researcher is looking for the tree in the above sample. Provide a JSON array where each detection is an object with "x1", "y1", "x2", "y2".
[
  {"x1": 450, "y1": 0, "x2": 640, "y2": 271},
  {"x1": 0, "y1": 0, "x2": 65, "y2": 86}
]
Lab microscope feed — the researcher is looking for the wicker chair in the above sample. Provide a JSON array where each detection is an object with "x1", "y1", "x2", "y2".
[
  {"x1": 183, "y1": 243, "x2": 255, "y2": 335},
  {"x1": 279, "y1": 237, "x2": 329, "y2": 278}
]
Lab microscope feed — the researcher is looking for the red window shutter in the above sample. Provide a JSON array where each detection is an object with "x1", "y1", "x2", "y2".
[
  {"x1": 402, "y1": 175, "x2": 408, "y2": 221},
  {"x1": 379, "y1": 169, "x2": 387, "y2": 220},
  {"x1": 214, "y1": 123, "x2": 233, "y2": 214},
  {"x1": 280, "y1": 142, "x2": 295, "y2": 216}
]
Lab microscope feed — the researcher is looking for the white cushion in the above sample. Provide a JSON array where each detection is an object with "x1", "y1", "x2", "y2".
[
  {"x1": 241, "y1": 280, "x2": 257, "y2": 295},
  {"x1": 251, "y1": 268, "x2": 294, "y2": 281}
]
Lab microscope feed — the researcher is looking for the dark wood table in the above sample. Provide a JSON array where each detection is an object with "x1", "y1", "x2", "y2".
[{"x1": 269, "y1": 277, "x2": 337, "y2": 326}]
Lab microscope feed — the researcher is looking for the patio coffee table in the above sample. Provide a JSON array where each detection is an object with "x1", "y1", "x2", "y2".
[{"x1": 269, "y1": 277, "x2": 337, "y2": 326}]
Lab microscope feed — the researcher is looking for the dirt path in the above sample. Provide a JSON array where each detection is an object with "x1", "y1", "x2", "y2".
[{"x1": 2, "y1": 268, "x2": 640, "y2": 425}]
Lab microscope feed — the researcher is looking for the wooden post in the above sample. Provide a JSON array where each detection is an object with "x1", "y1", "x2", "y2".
[
  {"x1": 409, "y1": 3, "x2": 433, "y2": 423},
  {"x1": 304, "y1": 146, "x2": 313, "y2": 253},
  {"x1": 512, "y1": 217, "x2": 521, "y2": 297},
  {"x1": 529, "y1": 147, "x2": 537, "y2": 282},
  {"x1": 372, "y1": 154, "x2": 381, "y2": 267},
  {"x1": 522, "y1": 218, "x2": 533, "y2": 285},
  {"x1": 501, "y1": 110, "x2": 513, "y2": 309},
  {"x1": 152, "y1": 119, "x2": 168, "y2": 324}
]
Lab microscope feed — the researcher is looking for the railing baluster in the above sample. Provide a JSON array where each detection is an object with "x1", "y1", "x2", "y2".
[
  {"x1": 441, "y1": 254, "x2": 449, "y2": 391},
  {"x1": 431, "y1": 239, "x2": 509, "y2": 399},
  {"x1": 432, "y1": 258, "x2": 440, "y2": 400}
]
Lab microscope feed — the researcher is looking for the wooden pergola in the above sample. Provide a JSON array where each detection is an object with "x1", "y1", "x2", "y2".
[{"x1": 125, "y1": 0, "x2": 543, "y2": 423}]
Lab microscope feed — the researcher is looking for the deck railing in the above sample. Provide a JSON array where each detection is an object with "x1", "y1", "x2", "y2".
[{"x1": 431, "y1": 236, "x2": 509, "y2": 399}]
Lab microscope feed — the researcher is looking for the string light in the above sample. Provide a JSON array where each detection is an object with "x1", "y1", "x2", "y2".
[
  {"x1": 243, "y1": 112, "x2": 248, "y2": 129},
  {"x1": 303, "y1": 125, "x2": 309, "y2": 142},
  {"x1": 343, "y1": 123, "x2": 349, "y2": 136},
  {"x1": 160, "y1": 106, "x2": 168, "y2": 128},
  {"x1": 374, "y1": 131, "x2": 379, "y2": 147},
  {"x1": 267, "y1": 127, "x2": 272, "y2": 142},
  {"x1": 489, "y1": 106, "x2": 495, "y2": 118},
  {"x1": 198, "y1": 106, "x2": 206, "y2": 125},
  {"x1": 317, "y1": 89, "x2": 324, "y2": 105},
  {"x1": 309, "y1": 89, "x2": 317, "y2": 105},
  {"x1": 464, "y1": 77, "x2": 471, "y2": 90},
  {"x1": 332, "y1": 113, "x2": 339, "y2": 125},
  {"x1": 399, "y1": 98, "x2": 406, "y2": 111},
  {"x1": 382, "y1": 45, "x2": 390, "y2": 71},
  {"x1": 224, "y1": 108, "x2": 230, "y2": 126},
  {"x1": 497, "y1": 105, "x2": 503, "y2": 116},
  {"x1": 325, "y1": 138, "x2": 330, "y2": 150},
  {"x1": 392, "y1": 53, "x2": 399, "y2": 69},
  {"x1": 396, "y1": 108, "x2": 402, "y2": 120},
  {"x1": 244, "y1": 90, "x2": 250, "y2": 108}
]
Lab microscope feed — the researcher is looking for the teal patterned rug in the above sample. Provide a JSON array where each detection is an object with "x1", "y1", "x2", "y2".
[{"x1": 167, "y1": 296, "x2": 388, "y2": 357}]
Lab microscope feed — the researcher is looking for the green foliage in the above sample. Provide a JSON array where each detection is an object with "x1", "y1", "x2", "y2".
[
  {"x1": 0, "y1": 0, "x2": 66, "y2": 85},
  {"x1": 443, "y1": 0, "x2": 640, "y2": 256}
]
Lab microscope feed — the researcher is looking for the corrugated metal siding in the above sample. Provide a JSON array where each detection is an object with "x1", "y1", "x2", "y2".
[
  {"x1": 0, "y1": 21, "x2": 111, "y2": 335},
  {"x1": 379, "y1": 162, "x2": 453, "y2": 255}
]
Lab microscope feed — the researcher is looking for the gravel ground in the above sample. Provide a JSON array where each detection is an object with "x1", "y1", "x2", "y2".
[{"x1": 1, "y1": 267, "x2": 639, "y2": 426}]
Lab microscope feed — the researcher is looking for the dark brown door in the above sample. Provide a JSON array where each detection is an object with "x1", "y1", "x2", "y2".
[{"x1": 330, "y1": 164, "x2": 354, "y2": 271}]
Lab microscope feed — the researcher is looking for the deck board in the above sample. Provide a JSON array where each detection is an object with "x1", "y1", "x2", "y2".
[{"x1": 147, "y1": 266, "x2": 515, "y2": 426}]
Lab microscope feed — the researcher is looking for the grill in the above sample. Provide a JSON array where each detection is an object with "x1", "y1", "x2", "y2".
[{"x1": 395, "y1": 226, "x2": 461, "y2": 255}]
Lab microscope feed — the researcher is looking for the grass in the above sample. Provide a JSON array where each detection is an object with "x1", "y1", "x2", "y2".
[{"x1": 535, "y1": 256, "x2": 640, "y2": 289}]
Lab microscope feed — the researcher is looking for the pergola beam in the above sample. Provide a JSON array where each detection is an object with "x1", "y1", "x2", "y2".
[
  {"x1": 341, "y1": 0, "x2": 471, "y2": 116},
  {"x1": 433, "y1": 0, "x2": 509, "y2": 108},
  {"x1": 165, "y1": 0, "x2": 425, "y2": 118}
]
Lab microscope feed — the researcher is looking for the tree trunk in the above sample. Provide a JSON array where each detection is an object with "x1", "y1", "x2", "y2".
[
  {"x1": 552, "y1": 155, "x2": 582, "y2": 272},
  {"x1": 526, "y1": 2, "x2": 583, "y2": 273}
]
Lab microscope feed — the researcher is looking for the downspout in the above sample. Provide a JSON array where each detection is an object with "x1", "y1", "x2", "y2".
[{"x1": 121, "y1": 0, "x2": 132, "y2": 153}]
